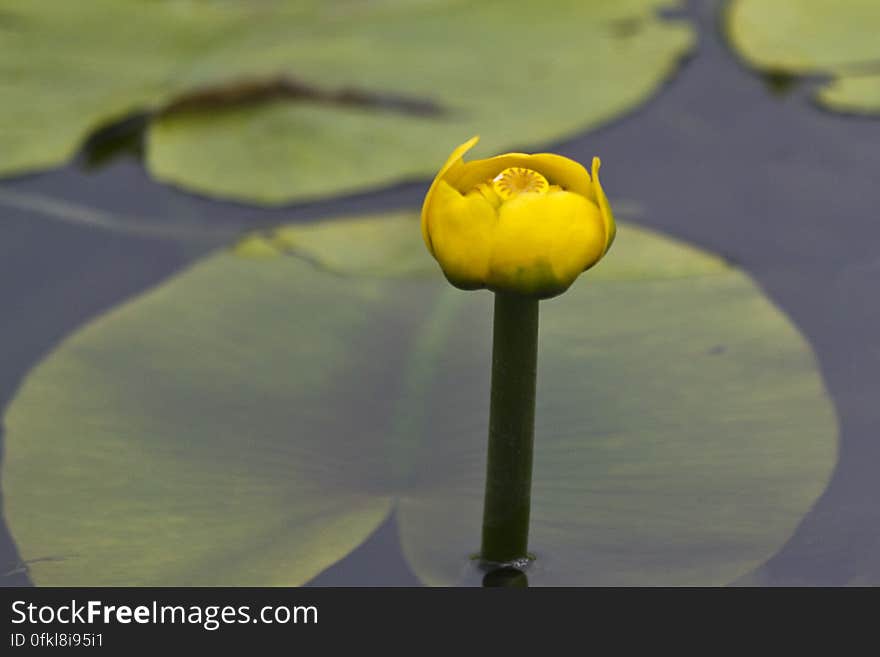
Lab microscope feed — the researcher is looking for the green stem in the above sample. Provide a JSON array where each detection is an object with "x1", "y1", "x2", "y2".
[{"x1": 480, "y1": 292, "x2": 539, "y2": 564}]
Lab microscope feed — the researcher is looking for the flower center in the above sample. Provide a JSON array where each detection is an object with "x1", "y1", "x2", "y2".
[{"x1": 492, "y1": 167, "x2": 549, "y2": 200}]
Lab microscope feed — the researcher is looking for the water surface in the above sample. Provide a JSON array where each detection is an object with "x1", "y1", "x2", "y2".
[{"x1": 2, "y1": 0, "x2": 878, "y2": 586}]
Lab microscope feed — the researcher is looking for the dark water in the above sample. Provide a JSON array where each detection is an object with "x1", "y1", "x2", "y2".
[{"x1": 2, "y1": 0, "x2": 878, "y2": 586}]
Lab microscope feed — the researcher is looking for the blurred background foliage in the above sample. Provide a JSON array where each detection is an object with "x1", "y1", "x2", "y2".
[
  {"x1": 0, "y1": 0, "x2": 694, "y2": 203},
  {"x1": 727, "y1": 0, "x2": 880, "y2": 114}
]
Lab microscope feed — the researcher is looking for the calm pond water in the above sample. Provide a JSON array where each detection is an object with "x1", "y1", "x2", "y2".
[{"x1": 1, "y1": 0, "x2": 878, "y2": 586}]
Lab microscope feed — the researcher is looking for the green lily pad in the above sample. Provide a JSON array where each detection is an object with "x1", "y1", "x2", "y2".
[
  {"x1": 816, "y1": 74, "x2": 880, "y2": 114},
  {"x1": 726, "y1": 0, "x2": 880, "y2": 114},
  {"x1": 0, "y1": 0, "x2": 231, "y2": 175},
  {"x1": 0, "y1": 0, "x2": 694, "y2": 204},
  {"x1": 2, "y1": 212, "x2": 837, "y2": 585}
]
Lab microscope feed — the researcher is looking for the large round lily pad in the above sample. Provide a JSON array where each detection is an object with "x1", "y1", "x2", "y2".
[
  {"x1": 0, "y1": 0, "x2": 694, "y2": 204},
  {"x1": 726, "y1": 0, "x2": 880, "y2": 114},
  {"x1": 2, "y1": 212, "x2": 837, "y2": 585}
]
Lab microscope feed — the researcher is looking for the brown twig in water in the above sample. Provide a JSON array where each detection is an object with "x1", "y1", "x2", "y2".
[{"x1": 159, "y1": 75, "x2": 446, "y2": 118}]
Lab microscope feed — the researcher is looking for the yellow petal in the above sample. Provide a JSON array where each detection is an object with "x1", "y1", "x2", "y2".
[
  {"x1": 424, "y1": 179, "x2": 497, "y2": 290},
  {"x1": 421, "y1": 136, "x2": 480, "y2": 255},
  {"x1": 447, "y1": 152, "x2": 595, "y2": 201},
  {"x1": 487, "y1": 191, "x2": 605, "y2": 298},
  {"x1": 592, "y1": 157, "x2": 616, "y2": 254}
]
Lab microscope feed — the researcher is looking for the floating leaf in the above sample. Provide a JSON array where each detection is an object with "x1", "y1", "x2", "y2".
[
  {"x1": 0, "y1": 0, "x2": 231, "y2": 175},
  {"x1": 0, "y1": 0, "x2": 694, "y2": 204},
  {"x1": 233, "y1": 214, "x2": 438, "y2": 278},
  {"x1": 726, "y1": 0, "x2": 880, "y2": 114},
  {"x1": 2, "y1": 212, "x2": 836, "y2": 585},
  {"x1": 817, "y1": 74, "x2": 880, "y2": 114}
]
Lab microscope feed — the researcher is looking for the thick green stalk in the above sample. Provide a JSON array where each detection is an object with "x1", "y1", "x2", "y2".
[{"x1": 480, "y1": 292, "x2": 539, "y2": 564}]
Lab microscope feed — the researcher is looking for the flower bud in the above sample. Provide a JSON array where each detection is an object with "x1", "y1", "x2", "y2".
[{"x1": 421, "y1": 137, "x2": 615, "y2": 299}]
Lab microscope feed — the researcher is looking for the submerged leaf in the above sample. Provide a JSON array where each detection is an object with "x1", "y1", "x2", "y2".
[
  {"x1": 0, "y1": 0, "x2": 694, "y2": 204},
  {"x1": 2, "y1": 213, "x2": 836, "y2": 585}
]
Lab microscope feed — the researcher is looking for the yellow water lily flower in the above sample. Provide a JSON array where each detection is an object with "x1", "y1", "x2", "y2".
[{"x1": 421, "y1": 136, "x2": 616, "y2": 299}]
